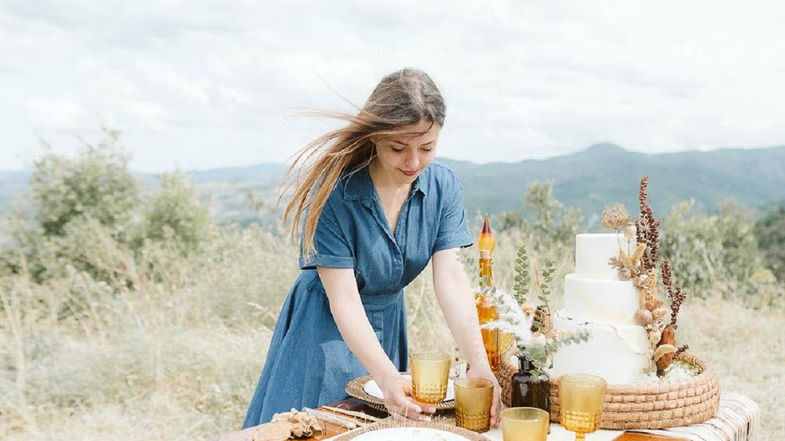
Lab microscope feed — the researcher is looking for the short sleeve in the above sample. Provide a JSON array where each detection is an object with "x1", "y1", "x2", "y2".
[
  {"x1": 298, "y1": 202, "x2": 355, "y2": 270},
  {"x1": 432, "y1": 171, "x2": 473, "y2": 254}
]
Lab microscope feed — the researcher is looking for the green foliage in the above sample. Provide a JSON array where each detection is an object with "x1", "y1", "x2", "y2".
[
  {"x1": 30, "y1": 129, "x2": 139, "y2": 240},
  {"x1": 143, "y1": 170, "x2": 214, "y2": 254},
  {"x1": 1, "y1": 130, "x2": 214, "y2": 287},
  {"x1": 660, "y1": 199, "x2": 781, "y2": 306},
  {"x1": 755, "y1": 201, "x2": 785, "y2": 281},
  {"x1": 512, "y1": 244, "x2": 530, "y2": 306},
  {"x1": 522, "y1": 329, "x2": 591, "y2": 377}
]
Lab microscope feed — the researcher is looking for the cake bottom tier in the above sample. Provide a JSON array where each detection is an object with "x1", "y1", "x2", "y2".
[{"x1": 551, "y1": 311, "x2": 653, "y2": 384}]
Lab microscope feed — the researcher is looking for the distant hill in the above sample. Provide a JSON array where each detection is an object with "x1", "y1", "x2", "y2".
[
  {"x1": 443, "y1": 143, "x2": 785, "y2": 220},
  {"x1": 1, "y1": 144, "x2": 783, "y2": 225}
]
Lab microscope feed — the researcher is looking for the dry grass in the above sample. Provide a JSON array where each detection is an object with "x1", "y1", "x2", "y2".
[{"x1": 1, "y1": 225, "x2": 782, "y2": 441}]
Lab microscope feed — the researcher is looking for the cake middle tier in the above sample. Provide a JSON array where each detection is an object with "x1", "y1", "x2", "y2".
[
  {"x1": 563, "y1": 273, "x2": 640, "y2": 326},
  {"x1": 551, "y1": 311, "x2": 653, "y2": 384}
]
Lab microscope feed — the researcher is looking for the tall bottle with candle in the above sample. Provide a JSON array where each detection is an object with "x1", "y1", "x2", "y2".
[{"x1": 475, "y1": 215, "x2": 500, "y2": 372}]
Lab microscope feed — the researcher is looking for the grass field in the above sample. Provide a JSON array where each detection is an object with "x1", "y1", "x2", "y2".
[{"x1": 1, "y1": 225, "x2": 782, "y2": 441}]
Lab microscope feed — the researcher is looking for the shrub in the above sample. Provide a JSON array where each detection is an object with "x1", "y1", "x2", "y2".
[
  {"x1": 755, "y1": 201, "x2": 785, "y2": 281},
  {"x1": 142, "y1": 170, "x2": 214, "y2": 255}
]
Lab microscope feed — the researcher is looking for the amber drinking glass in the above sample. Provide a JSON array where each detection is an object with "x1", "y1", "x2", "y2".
[
  {"x1": 410, "y1": 351, "x2": 451, "y2": 404},
  {"x1": 500, "y1": 407, "x2": 549, "y2": 441},
  {"x1": 454, "y1": 378, "x2": 494, "y2": 432},
  {"x1": 558, "y1": 374, "x2": 607, "y2": 441}
]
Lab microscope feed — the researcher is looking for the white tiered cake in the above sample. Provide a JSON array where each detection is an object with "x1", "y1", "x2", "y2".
[{"x1": 551, "y1": 233, "x2": 653, "y2": 384}]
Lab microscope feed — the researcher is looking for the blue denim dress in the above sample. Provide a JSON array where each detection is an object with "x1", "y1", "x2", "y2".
[{"x1": 242, "y1": 162, "x2": 472, "y2": 427}]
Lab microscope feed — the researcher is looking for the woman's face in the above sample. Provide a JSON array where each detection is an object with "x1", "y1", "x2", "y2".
[{"x1": 373, "y1": 119, "x2": 441, "y2": 186}]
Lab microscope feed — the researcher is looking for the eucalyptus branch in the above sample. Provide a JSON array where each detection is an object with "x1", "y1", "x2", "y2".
[{"x1": 513, "y1": 244, "x2": 530, "y2": 306}]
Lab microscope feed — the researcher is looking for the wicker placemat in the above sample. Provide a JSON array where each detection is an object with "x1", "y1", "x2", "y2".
[
  {"x1": 331, "y1": 420, "x2": 490, "y2": 441},
  {"x1": 345, "y1": 375, "x2": 456, "y2": 412}
]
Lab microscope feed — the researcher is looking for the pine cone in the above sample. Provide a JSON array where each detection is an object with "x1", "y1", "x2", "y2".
[{"x1": 532, "y1": 305, "x2": 552, "y2": 332}]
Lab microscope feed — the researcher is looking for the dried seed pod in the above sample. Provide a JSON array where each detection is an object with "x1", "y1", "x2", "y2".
[
  {"x1": 649, "y1": 329, "x2": 662, "y2": 344},
  {"x1": 618, "y1": 268, "x2": 633, "y2": 281},
  {"x1": 634, "y1": 308, "x2": 654, "y2": 325},
  {"x1": 655, "y1": 324, "x2": 677, "y2": 375}
]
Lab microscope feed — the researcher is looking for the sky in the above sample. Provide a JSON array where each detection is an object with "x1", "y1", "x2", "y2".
[{"x1": 1, "y1": 0, "x2": 784, "y2": 172}]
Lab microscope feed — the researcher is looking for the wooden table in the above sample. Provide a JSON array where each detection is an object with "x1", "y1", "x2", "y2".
[{"x1": 216, "y1": 399, "x2": 685, "y2": 441}]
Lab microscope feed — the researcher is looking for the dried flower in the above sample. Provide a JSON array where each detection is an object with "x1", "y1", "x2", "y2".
[
  {"x1": 617, "y1": 268, "x2": 632, "y2": 280},
  {"x1": 661, "y1": 260, "x2": 687, "y2": 329},
  {"x1": 253, "y1": 422, "x2": 293, "y2": 441},
  {"x1": 269, "y1": 409, "x2": 322, "y2": 439},
  {"x1": 635, "y1": 176, "x2": 661, "y2": 272},
  {"x1": 652, "y1": 307, "x2": 669, "y2": 321},
  {"x1": 601, "y1": 204, "x2": 630, "y2": 230},
  {"x1": 644, "y1": 298, "x2": 665, "y2": 311},
  {"x1": 624, "y1": 223, "x2": 637, "y2": 241}
]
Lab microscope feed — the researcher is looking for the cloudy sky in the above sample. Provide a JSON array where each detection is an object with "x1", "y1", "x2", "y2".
[{"x1": 1, "y1": 0, "x2": 784, "y2": 172}]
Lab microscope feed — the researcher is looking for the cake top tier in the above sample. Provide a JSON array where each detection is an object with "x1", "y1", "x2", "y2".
[{"x1": 575, "y1": 233, "x2": 635, "y2": 280}]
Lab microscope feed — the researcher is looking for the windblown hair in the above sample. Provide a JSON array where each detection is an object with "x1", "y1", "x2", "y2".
[{"x1": 282, "y1": 68, "x2": 446, "y2": 258}]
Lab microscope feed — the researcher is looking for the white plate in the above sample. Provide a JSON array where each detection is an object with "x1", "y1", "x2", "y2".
[
  {"x1": 362, "y1": 374, "x2": 455, "y2": 402},
  {"x1": 351, "y1": 427, "x2": 472, "y2": 441}
]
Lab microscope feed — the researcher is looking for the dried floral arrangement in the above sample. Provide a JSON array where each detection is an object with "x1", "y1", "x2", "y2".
[
  {"x1": 603, "y1": 176, "x2": 689, "y2": 376},
  {"x1": 483, "y1": 243, "x2": 590, "y2": 378},
  {"x1": 253, "y1": 409, "x2": 323, "y2": 441}
]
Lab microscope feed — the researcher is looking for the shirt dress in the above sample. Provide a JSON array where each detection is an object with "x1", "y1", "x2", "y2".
[{"x1": 242, "y1": 161, "x2": 472, "y2": 427}]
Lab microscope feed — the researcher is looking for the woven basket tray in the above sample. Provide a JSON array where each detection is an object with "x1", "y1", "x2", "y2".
[{"x1": 496, "y1": 351, "x2": 720, "y2": 430}]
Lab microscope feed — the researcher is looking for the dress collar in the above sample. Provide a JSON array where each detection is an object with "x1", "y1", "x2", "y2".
[{"x1": 343, "y1": 165, "x2": 428, "y2": 201}]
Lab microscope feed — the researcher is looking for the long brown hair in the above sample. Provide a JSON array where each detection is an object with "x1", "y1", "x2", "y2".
[{"x1": 282, "y1": 68, "x2": 446, "y2": 257}]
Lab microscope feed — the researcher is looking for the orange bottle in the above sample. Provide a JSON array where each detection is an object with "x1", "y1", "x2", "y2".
[{"x1": 475, "y1": 215, "x2": 500, "y2": 372}]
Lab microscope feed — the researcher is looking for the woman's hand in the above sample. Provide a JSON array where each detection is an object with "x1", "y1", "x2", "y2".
[
  {"x1": 378, "y1": 374, "x2": 436, "y2": 422},
  {"x1": 467, "y1": 367, "x2": 502, "y2": 427}
]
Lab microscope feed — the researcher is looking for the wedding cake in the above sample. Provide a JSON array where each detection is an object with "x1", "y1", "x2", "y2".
[{"x1": 551, "y1": 233, "x2": 653, "y2": 384}]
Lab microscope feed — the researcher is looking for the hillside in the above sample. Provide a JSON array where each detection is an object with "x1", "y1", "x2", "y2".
[{"x1": 1, "y1": 144, "x2": 783, "y2": 224}]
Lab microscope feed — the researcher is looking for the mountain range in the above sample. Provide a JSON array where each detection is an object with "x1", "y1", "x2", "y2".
[{"x1": 1, "y1": 143, "x2": 783, "y2": 225}]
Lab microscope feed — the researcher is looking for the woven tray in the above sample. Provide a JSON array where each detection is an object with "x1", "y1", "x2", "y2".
[
  {"x1": 496, "y1": 351, "x2": 720, "y2": 430},
  {"x1": 345, "y1": 375, "x2": 456, "y2": 413},
  {"x1": 332, "y1": 420, "x2": 490, "y2": 441}
]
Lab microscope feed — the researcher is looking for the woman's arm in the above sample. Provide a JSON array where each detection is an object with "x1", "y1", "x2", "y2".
[
  {"x1": 317, "y1": 266, "x2": 434, "y2": 421},
  {"x1": 431, "y1": 248, "x2": 501, "y2": 426}
]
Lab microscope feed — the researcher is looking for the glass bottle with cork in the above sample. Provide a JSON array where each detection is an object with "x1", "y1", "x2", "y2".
[{"x1": 475, "y1": 215, "x2": 500, "y2": 372}]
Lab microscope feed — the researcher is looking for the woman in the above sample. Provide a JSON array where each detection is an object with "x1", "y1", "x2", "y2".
[{"x1": 243, "y1": 68, "x2": 500, "y2": 428}]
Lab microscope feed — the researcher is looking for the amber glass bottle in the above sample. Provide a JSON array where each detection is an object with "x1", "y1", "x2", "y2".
[
  {"x1": 475, "y1": 215, "x2": 500, "y2": 371},
  {"x1": 510, "y1": 354, "x2": 550, "y2": 412}
]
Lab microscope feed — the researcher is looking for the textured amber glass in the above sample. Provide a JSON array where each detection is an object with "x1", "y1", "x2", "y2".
[
  {"x1": 410, "y1": 352, "x2": 451, "y2": 404},
  {"x1": 500, "y1": 407, "x2": 549, "y2": 441},
  {"x1": 454, "y1": 378, "x2": 493, "y2": 432},
  {"x1": 559, "y1": 374, "x2": 606, "y2": 441}
]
